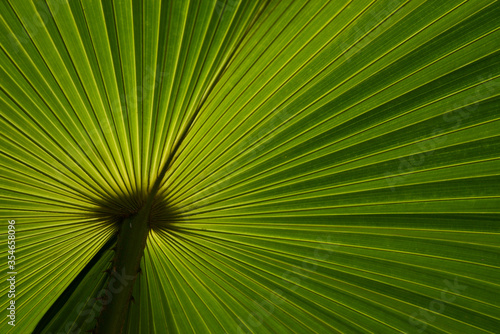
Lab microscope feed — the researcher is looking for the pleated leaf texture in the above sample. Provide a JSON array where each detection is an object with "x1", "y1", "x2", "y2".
[{"x1": 1, "y1": 0, "x2": 500, "y2": 333}]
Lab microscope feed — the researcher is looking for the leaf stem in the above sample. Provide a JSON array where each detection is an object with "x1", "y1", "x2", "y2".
[{"x1": 95, "y1": 204, "x2": 150, "y2": 333}]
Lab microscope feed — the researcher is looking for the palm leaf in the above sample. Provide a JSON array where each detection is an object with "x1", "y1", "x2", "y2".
[{"x1": 1, "y1": 0, "x2": 499, "y2": 333}]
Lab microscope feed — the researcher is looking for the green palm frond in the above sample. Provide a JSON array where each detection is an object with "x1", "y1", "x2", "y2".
[{"x1": 1, "y1": 0, "x2": 499, "y2": 333}]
